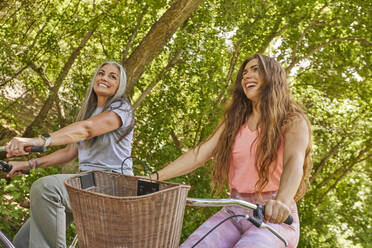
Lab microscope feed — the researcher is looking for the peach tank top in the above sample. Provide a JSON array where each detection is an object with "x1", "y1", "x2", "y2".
[{"x1": 229, "y1": 123, "x2": 284, "y2": 193}]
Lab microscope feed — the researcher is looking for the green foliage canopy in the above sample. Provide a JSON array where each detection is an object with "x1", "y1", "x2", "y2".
[{"x1": 0, "y1": 0, "x2": 370, "y2": 247}]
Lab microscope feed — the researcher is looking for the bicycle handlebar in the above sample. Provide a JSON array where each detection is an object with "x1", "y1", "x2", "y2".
[
  {"x1": 186, "y1": 198, "x2": 293, "y2": 225},
  {"x1": 0, "y1": 146, "x2": 46, "y2": 173},
  {"x1": 0, "y1": 146, "x2": 46, "y2": 153},
  {"x1": 186, "y1": 197, "x2": 291, "y2": 247}
]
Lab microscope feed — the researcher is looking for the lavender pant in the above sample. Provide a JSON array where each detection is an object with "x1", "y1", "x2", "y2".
[{"x1": 180, "y1": 191, "x2": 299, "y2": 248}]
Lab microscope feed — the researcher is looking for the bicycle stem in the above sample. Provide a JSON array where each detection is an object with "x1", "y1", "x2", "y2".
[{"x1": 186, "y1": 197, "x2": 289, "y2": 247}]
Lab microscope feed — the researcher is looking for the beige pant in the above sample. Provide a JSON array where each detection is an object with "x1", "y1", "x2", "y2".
[{"x1": 13, "y1": 174, "x2": 74, "y2": 248}]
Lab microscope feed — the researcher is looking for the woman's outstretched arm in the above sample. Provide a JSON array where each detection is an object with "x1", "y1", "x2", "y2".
[
  {"x1": 6, "y1": 110, "x2": 123, "y2": 157},
  {"x1": 155, "y1": 124, "x2": 225, "y2": 181}
]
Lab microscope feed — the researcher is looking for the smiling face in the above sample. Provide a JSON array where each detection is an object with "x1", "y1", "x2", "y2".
[
  {"x1": 241, "y1": 58, "x2": 263, "y2": 102},
  {"x1": 93, "y1": 64, "x2": 120, "y2": 99}
]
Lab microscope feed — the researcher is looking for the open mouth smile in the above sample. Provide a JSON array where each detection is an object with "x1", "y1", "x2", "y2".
[
  {"x1": 97, "y1": 83, "x2": 110, "y2": 88},
  {"x1": 244, "y1": 82, "x2": 257, "y2": 89}
]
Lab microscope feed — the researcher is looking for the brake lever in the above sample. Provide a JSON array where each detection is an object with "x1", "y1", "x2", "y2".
[
  {"x1": 260, "y1": 222, "x2": 288, "y2": 247},
  {"x1": 246, "y1": 215, "x2": 288, "y2": 247}
]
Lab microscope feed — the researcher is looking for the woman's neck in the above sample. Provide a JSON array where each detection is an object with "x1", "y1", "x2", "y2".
[
  {"x1": 97, "y1": 96, "x2": 108, "y2": 108},
  {"x1": 248, "y1": 102, "x2": 261, "y2": 131},
  {"x1": 247, "y1": 113, "x2": 260, "y2": 131},
  {"x1": 252, "y1": 101, "x2": 260, "y2": 115}
]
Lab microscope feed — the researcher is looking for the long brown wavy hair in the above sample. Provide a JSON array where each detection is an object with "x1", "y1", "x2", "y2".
[{"x1": 212, "y1": 54, "x2": 312, "y2": 201}]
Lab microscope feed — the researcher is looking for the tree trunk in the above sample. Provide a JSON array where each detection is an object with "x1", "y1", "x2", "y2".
[{"x1": 123, "y1": 0, "x2": 203, "y2": 98}]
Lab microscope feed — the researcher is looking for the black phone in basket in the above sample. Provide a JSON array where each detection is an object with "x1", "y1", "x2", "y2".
[
  {"x1": 137, "y1": 179, "x2": 159, "y2": 196},
  {"x1": 80, "y1": 172, "x2": 96, "y2": 190}
]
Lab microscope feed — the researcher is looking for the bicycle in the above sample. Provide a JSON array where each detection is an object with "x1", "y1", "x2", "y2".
[
  {"x1": 0, "y1": 146, "x2": 46, "y2": 248},
  {"x1": 1, "y1": 154, "x2": 293, "y2": 248}
]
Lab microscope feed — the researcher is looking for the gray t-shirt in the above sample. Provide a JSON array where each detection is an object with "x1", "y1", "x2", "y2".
[{"x1": 78, "y1": 100, "x2": 134, "y2": 174}]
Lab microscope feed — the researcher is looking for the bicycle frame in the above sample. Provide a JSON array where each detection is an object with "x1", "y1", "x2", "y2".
[
  {"x1": 0, "y1": 230, "x2": 16, "y2": 248},
  {"x1": 186, "y1": 197, "x2": 289, "y2": 247}
]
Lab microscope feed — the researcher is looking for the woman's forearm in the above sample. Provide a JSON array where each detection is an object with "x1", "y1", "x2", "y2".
[
  {"x1": 277, "y1": 117, "x2": 309, "y2": 205},
  {"x1": 47, "y1": 121, "x2": 92, "y2": 146},
  {"x1": 8, "y1": 111, "x2": 123, "y2": 151},
  {"x1": 276, "y1": 155, "x2": 303, "y2": 205},
  {"x1": 157, "y1": 149, "x2": 206, "y2": 180},
  {"x1": 154, "y1": 123, "x2": 223, "y2": 181},
  {"x1": 6, "y1": 120, "x2": 93, "y2": 150},
  {"x1": 36, "y1": 145, "x2": 78, "y2": 168},
  {"x1": 46, "y1": 110, "x2": 123, "y2": 146}
]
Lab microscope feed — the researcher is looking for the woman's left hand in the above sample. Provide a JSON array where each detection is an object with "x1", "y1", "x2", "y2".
[
  {"x1": 6, "y1": 137, "x2": 39, "y2": 157},
  {"x1": 264, "y1": 199, "x2": 291, "y2": 224}
]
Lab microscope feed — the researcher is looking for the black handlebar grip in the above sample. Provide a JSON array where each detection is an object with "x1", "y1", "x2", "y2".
[
  {"x1": 0, "y1": 160, "x2": 13, "y2": 173},
  {"x1": 25, "y1": 146, "x2": 46, "y2": 153},
  {"x1": 283, "y1": 215, "x2": 293, "y2": 225},
  {"x1": 262, "y1": 206, "x2": 293, "y2": 225}
]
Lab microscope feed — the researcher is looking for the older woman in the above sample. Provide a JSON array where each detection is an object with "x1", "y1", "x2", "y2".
[{"x1": 6, "y1": 61, "x2": 134, "y2": 248}]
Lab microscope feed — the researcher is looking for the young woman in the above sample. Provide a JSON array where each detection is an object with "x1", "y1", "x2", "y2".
[
  {"x1": 5, "y1": 61, "x2": 135, "y2": 248},
  {"x1": 154, "y1": 54, "x2": 312, "y2": 248}
]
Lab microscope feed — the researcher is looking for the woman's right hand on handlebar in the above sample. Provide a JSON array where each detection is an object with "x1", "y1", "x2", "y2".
[
  {"x1": 6, "y1": 137, "x2": 43, "y2": 158},
  {"x1": 264, "y1": 199, "x2": 291, "y2": 224},
  {"x1": 7, "y1": 161, "x2": 29, "y2": 177}
]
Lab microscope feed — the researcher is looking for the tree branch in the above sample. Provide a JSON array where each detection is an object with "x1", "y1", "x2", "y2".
[
  {"x1": 0, "y1": 3, "x2": 23, "y2": 27},
  {"x1": 170, "y1": 128, "x2": 183, "y2": 151},
  {"x1": 290, "y1": 4, "x2": 327, "y2": 65},
  {"x1": 315, "y1": 149, "x2": 371, "y2": 207},
  {"x1": 257, "y1": 22, "x2": 288, "y2": 54},
  {"x1": 29, "y1": 63, "x2": 52, "y2": 88},
  {"x1": 215, "y1": 42, "x2": 241, "y2": 106},
  {"x1": 133, "y1": 47, "x2": 184, "y2": 110},
  {"x1": 21, "y1": 1, "x2": 52, "y2": 43},
  {"x1": 121, "y1": 6, "x2": 148, "y2": 65},
  {"x1": 286, "y1": 36, "x2": 372, "y2": 73},
  {"x1": 317, "y1": 144, "x2": 371, "y2": 189},
  {"x1": 0, "y1": 89, "x2": 30, "y2": 120},
  {"x1": 0, "y1": 65, "x2": 28, "y2": 87},
  {"x1": 99, "y1": 33, "x2": 109, "y2": 57},
  {"x1": 23, "y1": 26, "x2": 97, "y2": 137},
  {"x1": 310, "y1": 138, "x2": 344, "y2": 184},
  {"x1": 55, "y1": 95, "x2": 66, "y2": 128},
  {"x1": 311, "y1": 115, "x2": 367, "y2": 185}
]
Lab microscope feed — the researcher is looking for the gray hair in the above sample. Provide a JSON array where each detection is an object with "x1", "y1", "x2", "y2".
[{"x1": 77, "y1": 61, "x2": 128, "y2": 122}]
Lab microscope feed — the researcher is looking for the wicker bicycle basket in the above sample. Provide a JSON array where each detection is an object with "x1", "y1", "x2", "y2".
[{"x1": 64, "y1": 171, "x2": 190, "y2": 248}]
